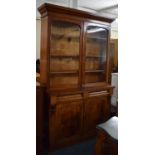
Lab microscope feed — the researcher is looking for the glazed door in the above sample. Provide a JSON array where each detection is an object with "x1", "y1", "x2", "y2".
[
  {"x1": 50, "y1": 20, "x2": 82, "y2": 90},
  {"x1": 83, "y1": 23, "x2": 109, "y2": 87}
]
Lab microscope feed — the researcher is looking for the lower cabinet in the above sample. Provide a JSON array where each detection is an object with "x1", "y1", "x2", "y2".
[
  {"x1": 49, "y1": 94, "x2": 83, "y2": 150},
  {"x1": 56, "y1": 101, "x2": 82, "y2": 140},
  {"x1": 48, "y1": 91, "x2": 111, "y2": 151},
  {"x1": 83, "y1": 92, "x2": 109, "y2": 138}
]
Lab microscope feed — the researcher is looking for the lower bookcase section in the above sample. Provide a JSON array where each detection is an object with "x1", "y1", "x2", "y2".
[{"x1": 48, "y1": 90, "x2": 111, "y2": 151}]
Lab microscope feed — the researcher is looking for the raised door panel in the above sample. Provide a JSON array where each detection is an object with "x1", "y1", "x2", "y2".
[
  {"x1": 84, "y1": 93, "x2": 108, "y2": 137},
  {"x1": 52, "y1": 95, "x2": 83, "y2": 147}
]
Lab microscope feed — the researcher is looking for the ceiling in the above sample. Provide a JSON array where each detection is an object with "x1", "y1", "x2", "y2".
[{"x1": 36, "y1": 0, "x2": 118, "y2": 19}]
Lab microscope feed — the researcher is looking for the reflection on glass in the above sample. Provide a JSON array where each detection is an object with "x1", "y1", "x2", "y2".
[{"x1": 85, "y1": 25, "x2": 107, "y2": 83}]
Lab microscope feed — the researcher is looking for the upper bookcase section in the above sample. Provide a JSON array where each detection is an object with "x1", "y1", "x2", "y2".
[{"x1": 38, "y1": 3, "x2": 114, "y2": 23}]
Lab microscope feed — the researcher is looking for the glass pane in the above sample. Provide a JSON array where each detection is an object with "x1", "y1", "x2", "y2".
[
  {"x1": 50, "y1": 21, "x2": 80, "y2": 88},
  {"x1": 85, "y1": 25, "x2": 107, "y2": 84}
]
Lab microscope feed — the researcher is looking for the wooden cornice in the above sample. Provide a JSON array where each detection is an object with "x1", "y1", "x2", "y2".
[{"x1": 38, "y1": 3, "x2": 114, "y2": 23}]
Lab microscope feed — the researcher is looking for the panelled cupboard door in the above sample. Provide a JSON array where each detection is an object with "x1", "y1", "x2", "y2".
[
  {"x1": 50, "y1": 95, "x2": 83, "y2": 148},
  {"x1": 50, "y1": 19, "x2": 83, "y2": 90},
  {"x1": 83, "y1": 93, "x2": 108, "y2": 137},
  {"x1": 83, "y1": 22, "x2": 109, "y2": 87}
]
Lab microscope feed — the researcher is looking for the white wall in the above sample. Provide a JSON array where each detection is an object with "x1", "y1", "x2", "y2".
[
  {"x1": 36, "y1": 19, "x2": 41, "y2": 59},
  {"x1": 111, "y1": 29, "x2": 118, "y2": 39},
  {"x1": 111, "y1": 19, "x2": 118, "y2": 39}
]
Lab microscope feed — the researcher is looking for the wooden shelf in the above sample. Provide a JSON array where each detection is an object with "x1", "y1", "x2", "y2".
[
  {"x1": 82, "y1": 82, "x2": 107, "y2": 88},
  {"x1": 87, "y1": 37, "x2": 107, "y2": 40},
  {"x1": 85, "y1": 70, "x2": 104, "y2": 73},
  {"x1": 86, "y1": 55, "x2": 105, "y2": 58},
  {"x1": 50, "y1": 71, "x2": 79, "y2": 75},
  {"x1": 51, "y1": 55, "x2": 79, "y2": 58},
  {"x1": 52, "y1": 34, "x2": 79, "y2": 39}
]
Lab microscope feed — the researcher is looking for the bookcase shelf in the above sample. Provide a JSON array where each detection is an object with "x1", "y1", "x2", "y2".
[
  {"x1": 51, "y1": 55, "x2": 79, "y2": 58},
  {"x1": 85, "y1": 70, "x2": 104, "y2": 73},
  {"x1": 87, "y1": 37, "x2": 107, "y2": 40},
  {"x1": 52, "y1": 34, "x2": 79, "y2": 39},
  {"x1": 86, "y1": 55, "x2": 105, "y2": 58},
  {"x1": 50, "y1": 71, "x2": 79, "y2": 75}
]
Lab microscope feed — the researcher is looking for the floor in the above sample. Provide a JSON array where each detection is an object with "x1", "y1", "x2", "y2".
[{"x1": 48, "y1": 139, "x2": 96, "y2": 155}]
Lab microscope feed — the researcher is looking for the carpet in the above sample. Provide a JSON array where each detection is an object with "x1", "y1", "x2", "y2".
[{"x1": 48, "y1": 139, "x2": 96, "y2": 155}]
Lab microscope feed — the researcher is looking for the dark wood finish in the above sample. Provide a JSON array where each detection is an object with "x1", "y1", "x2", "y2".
[
  {"x1": 40, "y1": 15, "x2": 51, "y2": 87},
  {"x1": 108, "y1": 41, "x2": 115, "y2": 84},
  {"x1": 49, "y1": 94, "x2": 83, "y2": 150},
  {"x1": 36, "y1": 83, "x2": 46, "y2": 155},
  {"x1": 55, "y1": 101, "x2": 82, "y2": 143},
  {"x1": 83, "y1": 91, "x2": 109, "y2": 138},
  {"x1": 38, "y1": 3, "x2": 114, "y2": 23},
  {"x1": 95, "y1": 130, "x2": 106, "y2": 155},
  {"x1": 38, "y1": 3, "x2": 114, "y2": 151},
  {"x1": 110, "y1": 39, "x2": 118, "y2": 72},
  {"x1": 95, "y1": 117, "x2": 118, "y2": 155},
  {"x1": 95, "y1": 130, "x2": 118, "y2": 155}
]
